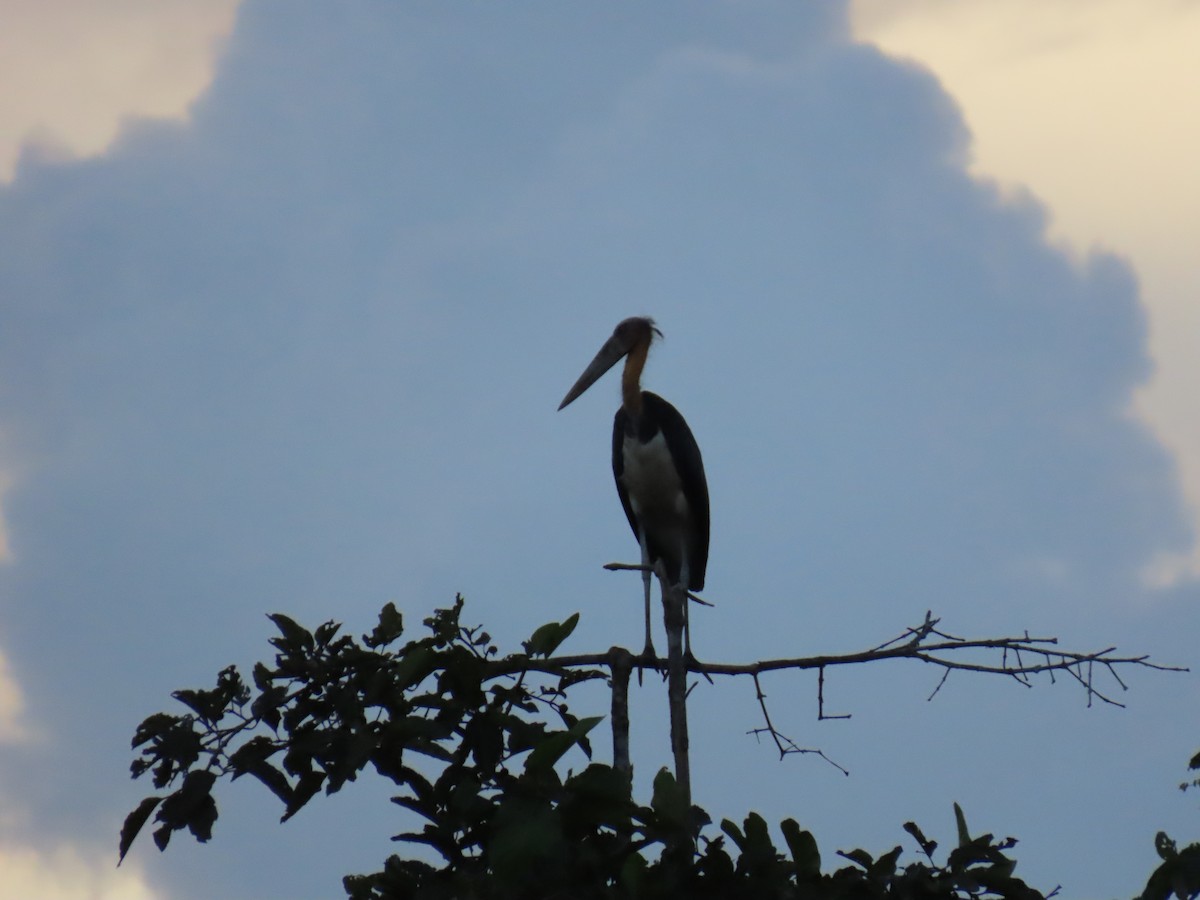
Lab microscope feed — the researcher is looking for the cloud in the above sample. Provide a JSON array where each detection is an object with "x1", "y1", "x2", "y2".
[
  {"x1": 0, "y1": 2, "x2": 1192, "y2": 897},
  {"x1": 0, "y1": 648, "x2": 28, "y2": 744},
  {"x1": 0, "y1": 0, "x2": 239, "y2": 180},
  {"x1": 0, "y1": 842, "x2": 163, "y2": 900},
  {"x1": 850, "y1": 0, "x2": 1200, "y2": 582},
  {"x1": 0, "y1": 473, "x2": 11, "y2": 564}
]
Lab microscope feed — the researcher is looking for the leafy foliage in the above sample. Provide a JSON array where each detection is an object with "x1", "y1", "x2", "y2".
[
  {"x1": 124, "y1": 598, "x2": 1052, "y2": 898},
  {"x1": 1143, "y1": 750, "x2": 1200, "y2": 900},
  {"x1": 1137, "y1": 832, "x2": 1200, "y2": 900}
]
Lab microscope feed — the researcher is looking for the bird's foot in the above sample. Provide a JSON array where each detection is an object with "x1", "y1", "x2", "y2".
[{"x1": 637, "y1": 641, "x2": 658, "y2": 685}]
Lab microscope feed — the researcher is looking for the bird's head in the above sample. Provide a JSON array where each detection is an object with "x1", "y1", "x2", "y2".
[{"x1": 558, "y1": 316, "x2": 662, "y2": 411}]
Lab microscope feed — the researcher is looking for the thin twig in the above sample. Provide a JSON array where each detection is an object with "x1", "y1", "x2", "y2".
[
  {"x1": 818, "y1": 665, "x2": 850, "y2": 721},
  {"x1": 749, "y1": 672, "x2": 848, "y2": 775},
  {"x1": 926, "y1": 668, "x2": 951, "y2": 701},
  {"x1": 603, "y1": 562, "x2": 714, "y2": 605}
]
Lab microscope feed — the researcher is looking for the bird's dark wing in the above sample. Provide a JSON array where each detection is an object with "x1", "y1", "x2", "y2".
[
  {"x1": 641, "y1": 392, "x2": 709, "y2": 591},
  {"x1": 611, "y1": 407, "x2": 640, "y2": 542}
]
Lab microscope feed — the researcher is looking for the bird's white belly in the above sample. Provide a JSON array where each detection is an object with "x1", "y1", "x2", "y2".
[{"x1": 621, "y1": 432, "x2": 691, "y2": 532}]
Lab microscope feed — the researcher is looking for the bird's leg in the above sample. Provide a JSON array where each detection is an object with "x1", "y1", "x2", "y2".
[
  {"x1": 642, "y1": 566, "x2": 654, "y2": 656},
  {"x1": 639, "y1": 534, "x2": 654, "y2": 684},
  {"x1": 679, "y1": 545, "x2": 694, "y2": 663},
  {"x1": 660, "y1": 576, "x2": 691, "y2": 808},
  {"x1": 684, "y1": 597, "x2": 692, "y2": 661}
]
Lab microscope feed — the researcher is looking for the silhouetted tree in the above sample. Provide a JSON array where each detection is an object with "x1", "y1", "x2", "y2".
[{"x1": 121, "y1": 593, "x2": 1180, "y2": 899}]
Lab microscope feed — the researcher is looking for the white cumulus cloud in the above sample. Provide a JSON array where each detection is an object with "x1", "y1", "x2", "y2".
[{"x1": 0, "y1": 0, "x2": 240, "y2": 180}]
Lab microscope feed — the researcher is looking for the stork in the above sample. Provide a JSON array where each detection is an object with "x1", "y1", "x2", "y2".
[{"x1": 558, "y1": 316, "x2": 710, "y2": 663}]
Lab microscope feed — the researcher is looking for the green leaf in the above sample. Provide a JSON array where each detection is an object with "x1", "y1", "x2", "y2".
[
  {"x1": 698, "y1": 836, "x2": 736, "y2": 882},
  {"x1": 837, "y1": 848, "x2": 874, "y2": 871},
  {"x1": 282, "y1": 771, "x2": 325, "y2": 822},
  {"x1": 267, "y1": 613, "x2": 312, "y2": 650},
  {"x1": 392, "y1": 646, "x2": 437, "y2": 691},
  {"x1": 186, "y1": 795, "x2": 218, "y2": 842},
  {"x1": 651, "y1": 768, "x2": 690, "y2": 829},
  {"x1": 394, "y1": 825, "x2": 459, "y2": 862},
  {"x1": 391, "y1": 795, "x2": 438, "y2": 824},
  {"x1": 250, "y1": 685, "x2": 287, "y2": 731},
  {"x1": 488, "y1": 797, "x2": 565, "y2": 884},
  {"x1": 1156, "y1": 831, "x2": 1179, "y2": 861},
  {"x1": 130, "y1": 713, "x2": 178, "y2": 749},
  {"x1": 314, "y1": 620, "x2": 342, "y2": 646},
  {"x1": 152, "y1": 822, "x2": 173, "y2": 852},
  {"x1": 564, "y1": 763, "x2": 632, "y2": 803},
  {"x1": 781, "y1": 818, "x2": 820, "y2": 878},
  {"x1": 739, "y1": 812, "x2": 777, "y2": 870},
  {"x1": 504, "y1": 717, "x2": 549, "y2": 755},
  {"x1": 523, "y1": 613, "x2": 579, "y2": 658},
  {"x1": 365, "y1": 603, "x2": 404, "y2": 648},
  {"x1": 521, "y1": 733, "x2": 574, "y2": 776},
  {"x1": 620, "y1": 851, "x2": 648, "y2": 894},
  {"x1": 553, "y1": 611, "x2": 579, "y2": 645},
  {"x1": 903, "y1": 820, "x2": 937, "y2": 857},
  {"x1": 227, "y1": 735, "x2": 278, "y2": 776},
  {"x1": 118, "y1": 796, "x2": 163, "y2": 863},
  {"x1": 251, "y1": 661, "x2": 274, "y2": 691},
  {"x1": 953, "y1": 802, "x2": 971, "y2": 847},
  {"x1": 743, "y1": 812, "x2": 773, "y2": 848},
  {"x1": 405, "y1": 739, "x2": 454, "y2": 763},
  {"x1": 155, "y1": 769, "x2": 218, "y2": 846},
  {"x1": 560, "y1": 764, "x2": 634, "y2": 831},
  {"x1": 524, "y1": 716, "x2": 601, "y2": 773},
  {"x1": 870, "y1": 846, "x2": 902, "y2": 879},
  {"x1": 249, "y1": 763, "x2": 293, "y2": 810}
]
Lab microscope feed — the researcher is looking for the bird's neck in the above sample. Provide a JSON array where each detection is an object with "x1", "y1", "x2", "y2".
[{"x1": 621, "y1": 340, "x2": 649, "y2": 417}]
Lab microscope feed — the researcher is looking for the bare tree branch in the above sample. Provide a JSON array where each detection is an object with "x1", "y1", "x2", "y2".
[
  {"x1": 817, "y1": 665, "x2": 851, "y2": 720},
  {"x1": 487, "y1": 610, "x2": 1185, "y2": 778},
  {"x1": 505, "y1": 616, "x2": 1182, "y2": 688},
  {"x1": 607, "y1": 646, "x2": 633, "y2": 779},
  {"x1": 749, "y1": 671, "x2": 849, "y2": 775}
]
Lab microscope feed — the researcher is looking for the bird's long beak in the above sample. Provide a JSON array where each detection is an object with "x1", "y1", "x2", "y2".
[{"x1": 558, "y1": 333, "x2": 628, "y2": 410}]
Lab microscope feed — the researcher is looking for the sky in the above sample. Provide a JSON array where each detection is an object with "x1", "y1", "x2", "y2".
[{"x1": 0, "y1": 2, "x2": 1198, "y2": 898}]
